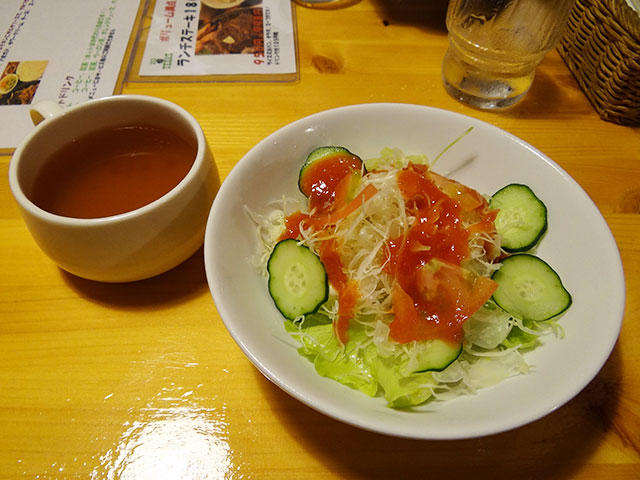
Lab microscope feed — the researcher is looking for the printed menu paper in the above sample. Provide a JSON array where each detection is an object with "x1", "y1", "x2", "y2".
[
  {"x1": 0, "y1": 0, "x2": 140, "y2": 150},
  {"x1": 135, "y1": 0, "x2": 297, "y2": 79}
]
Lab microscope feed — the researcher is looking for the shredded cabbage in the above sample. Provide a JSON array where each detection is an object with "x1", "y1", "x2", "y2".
[{"x1": 250, "y1": 148, "x2": 562, "y2": 408}]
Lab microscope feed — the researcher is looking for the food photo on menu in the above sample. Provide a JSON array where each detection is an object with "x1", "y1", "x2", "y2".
[
  {"x1": 138, "y1": 0, "x2": 296, "y2": 77},
  {"x1": 0, "y1": 60, "x2": 47, "y2": 106},
  {"x1": 196, "y1": 0, "x2": 264, "y2": 55}
]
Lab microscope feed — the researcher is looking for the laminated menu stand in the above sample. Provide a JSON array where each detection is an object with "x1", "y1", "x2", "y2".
[{"x1": 126, "y1": 0, "x2": 299, "y2": 84}]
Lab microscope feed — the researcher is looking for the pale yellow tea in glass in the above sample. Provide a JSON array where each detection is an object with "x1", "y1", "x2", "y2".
[{"x1": 442, "y1": 0, "x2": 575, "y2": 109}]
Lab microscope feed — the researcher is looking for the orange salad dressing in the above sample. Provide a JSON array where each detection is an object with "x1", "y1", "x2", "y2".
[
  {"x1": 282, "y1": 156, "x2": 498, "y2": 346},
  {"x1": 299, "y1": 153, "x2": 363, "y2": 213}
]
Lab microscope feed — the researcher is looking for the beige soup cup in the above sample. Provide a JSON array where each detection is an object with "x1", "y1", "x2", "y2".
[{"x1": 8, "y1": 95, "x2": 220, "y2": 282}]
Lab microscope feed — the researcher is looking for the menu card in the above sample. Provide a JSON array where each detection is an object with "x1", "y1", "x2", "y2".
[
  {"x1": 0, "y1": 0, "x2": 142, "y2": 150},
  {"x1": 131, "y1": 0, "x2": 298, "y2": 81}
]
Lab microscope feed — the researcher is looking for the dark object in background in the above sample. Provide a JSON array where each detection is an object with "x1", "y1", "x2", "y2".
[{"x1": 558, "y1": 0, "x2": 640, "y2": 126}]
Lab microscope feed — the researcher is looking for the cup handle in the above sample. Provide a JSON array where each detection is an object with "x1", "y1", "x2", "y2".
[{"x1": 29, "y1": 100, "x2": 65, "y2": 126}]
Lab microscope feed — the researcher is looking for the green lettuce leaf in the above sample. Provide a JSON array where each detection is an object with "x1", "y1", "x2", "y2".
[
  {"x1": 374, "y1": 355, "x2": 434, "y2": 407},
  {"x1": 288, "y1": 322, "x2": 379, "y2": 397},
  {"x1": 501, "y1": 325, "x2": 540, "y2": 350},
  {"x1": 286, "y1": 321, "x2": 436, "y2": 407}
]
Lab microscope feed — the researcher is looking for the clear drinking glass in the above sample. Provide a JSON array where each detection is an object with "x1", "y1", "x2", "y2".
[{"x1": 442, "y1": 0, "x2": 576, "y2": 109}]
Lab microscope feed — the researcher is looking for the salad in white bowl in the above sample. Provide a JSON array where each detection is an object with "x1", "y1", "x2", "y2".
[
  {"x1": 248, "y1": 142, "x2": 571, "y2": 408},
  {"x1": 204, "y1": 103, "x2": 624, "y2": 439}
]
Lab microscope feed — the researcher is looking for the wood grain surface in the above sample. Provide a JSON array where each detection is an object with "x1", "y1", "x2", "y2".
[{"x1": 1, "y1": 1, "x2": 639, "y2": 478}]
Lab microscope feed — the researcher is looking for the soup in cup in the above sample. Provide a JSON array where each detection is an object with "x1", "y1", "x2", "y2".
[{"x1": 9, "y1": 94, "x2": 220, "y2": 282}]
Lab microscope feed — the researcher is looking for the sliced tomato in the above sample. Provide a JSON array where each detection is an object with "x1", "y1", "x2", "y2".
[
  {"x1": 420, "y1": 260, "x2": 498, "y2": 322},
  {"x1": 390, "y1": 261, "x2": 498, "y2": 344},
  {"x1": 429, "y1": 171, "x2": 487, "y2": 213},
  {"x1": 397, "y1": 164, "x2": 446, "y2": 211},
  {"x1": 465, "y1": 208, "x2": 498, "y2": 236},
  {"x1": 390, "y1": 282, "x2": 442, "y2": 343}
]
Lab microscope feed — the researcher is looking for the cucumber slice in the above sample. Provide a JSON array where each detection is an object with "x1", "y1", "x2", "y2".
[
  {"x1": 492, "y1": 254, "x2": 572, "y2": 322},
  {"x1": 490, "y1": 184, "x2": 547, "y2": 252},
  {"x1": 267, "y1": 239, "x2": 329, "y2": 320},
  {"x1": 298, "y1": 146, "x2": 363, "y2": 197},
  {"x1": 412, "y1": 339, "x2": 462, "y2": 373}
]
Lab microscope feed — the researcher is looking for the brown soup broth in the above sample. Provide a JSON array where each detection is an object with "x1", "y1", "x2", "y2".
[{"x1": 31, "y1": 124, "x2": 197, "y2": 218}]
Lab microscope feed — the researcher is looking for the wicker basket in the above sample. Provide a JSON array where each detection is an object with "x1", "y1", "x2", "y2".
[{"x1": 557, "y1": 0, "x2": 640, "y2": 126}]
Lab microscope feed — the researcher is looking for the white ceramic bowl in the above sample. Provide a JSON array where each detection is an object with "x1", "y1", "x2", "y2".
[{"x1": 204, "y1": 103, "x2": 625, "y2": 439}]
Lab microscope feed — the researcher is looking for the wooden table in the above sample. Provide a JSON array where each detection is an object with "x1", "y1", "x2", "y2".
[{"x1": 1, "y1": 1, "x2": 639, "y2": 478}]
